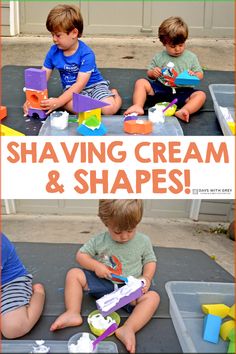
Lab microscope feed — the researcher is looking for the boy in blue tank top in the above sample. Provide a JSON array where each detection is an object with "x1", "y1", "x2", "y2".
[
  {"x1": 1, "y1": 233, "x2": 45, "y2": 338},
  {"x1": 24, "y1": 4, "x2": 122, "y2": 116}
]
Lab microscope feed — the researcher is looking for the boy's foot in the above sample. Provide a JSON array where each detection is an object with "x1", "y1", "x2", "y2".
[
  {"x1": 32, "y1": 283, "x2": 45, "y2": 296},
  {"x1": 115, "y1": 326, "x2": 136, "y2": 353},
  {"x1": 175, "y1": 108, "x2": 189, "y2": 122},
  {"x1": 50, "y1": 311, "x2": 83, "y2": 331},
  {"x1": 124, "y1": 105, "x2": 144, "y2": 116}
]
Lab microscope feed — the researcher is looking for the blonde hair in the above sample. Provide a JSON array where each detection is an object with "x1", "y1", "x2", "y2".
[
  {"x1": 158, "y1": 16, "x2": 188, "y2": 45},
  {"x1": 46, "y1": 4, "x2": 83, "y2": 37},
  {"x1": 98, "y1": 200, "x2": 143, "y2": 231}
]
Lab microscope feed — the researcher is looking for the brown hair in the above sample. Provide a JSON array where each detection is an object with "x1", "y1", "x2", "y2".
[
  {"x1": 158, "y1": 16, "x2": 188, "y2": 45},
  {"x1": 46, "y1": 4, "x2": 83, "y2": 37},
  {"x1": 98, "y1": 200, "x2": 143, "y2": 231}
]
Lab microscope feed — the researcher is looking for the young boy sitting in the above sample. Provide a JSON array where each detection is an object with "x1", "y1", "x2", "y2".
[
  {"x1": 50, "y1": 199, "x2": 160, "y2": 353},
  {"x1": 125, "y1": 16, "x2": 206, "y2": 122},
  {"x1": 1, "y1": 233, "x2": 45, "y2": 338},
  {"x1": 24, "y1": 4, "x2": 122, "y2": 116}
]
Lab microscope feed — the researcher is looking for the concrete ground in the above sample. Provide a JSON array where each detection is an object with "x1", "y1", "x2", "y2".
[
  {"x1": 1, "y1": 36, "x2": 234, "y2": 70},
  {"x1": 2, "y1": 214, "x2": 234, "y2": 276}
]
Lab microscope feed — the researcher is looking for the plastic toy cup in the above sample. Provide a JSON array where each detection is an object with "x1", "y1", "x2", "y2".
[
  {"x1": 148, "y1": 106, "x2": 165, "y2": 123},
  {"x1": 68, "y1": 332, "x2": 97, "y2": 353},
  {"x1": 156, "y1": 102, "x2": 177, "y2": 116},
  {"x1": 50, "y1": 111, "x2": 69, "y2": 130},
  {"x1": 88, "y1": 310, "x2": 120, "y2": 337}
]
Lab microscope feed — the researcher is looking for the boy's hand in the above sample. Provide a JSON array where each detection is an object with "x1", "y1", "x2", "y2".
[
  {"x1": 140, "y1": 275, "x2": 151, "y2": 294},
  {"x1": 188, "y1": 70, "x2": 197, "y2": 76},
  {"x1": 188, "y1": 70, "x2": 204, "y2": 80},
  {"x1": 40, "y1": 97, "x2": 60, "y2": 115},
  {"x1": 151, "y1": 67, "x2": 162, "y2": 79},
  {"x1": 147, "y1": 67, "x2": 162, "y2": 80},
  {"x1": 94, "y1": 263, "x2": 112, "y2": 279}
]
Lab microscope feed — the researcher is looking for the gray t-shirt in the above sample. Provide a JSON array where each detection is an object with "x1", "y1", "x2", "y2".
[
  {"x1": 79, "y1": 231, "x2": 157, "y2": 279},
  {"x1": 148, "y1": 49, "x2": 203, "y2": 87}
]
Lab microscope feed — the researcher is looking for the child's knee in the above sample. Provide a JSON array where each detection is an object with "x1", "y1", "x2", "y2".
[
  {"x1": 66, "y1": 267, "x2": 86, "y2": 285},
  {"x1": 192, "y1": 90, "x2": 206, "y2": 103},
  {"x1": 199, "y1": 90, "x2": 206, "y2": 102},
  {"x1": 135, "y1": 78, "x2": 149, "y2": 89},
  {"x1": 33, "y1": 283, "x2": 45, "y2": 295},
  {"x1": 67, "y1": 267, "x2": 84, "y2": 279},
  {"x1": 148, "y1": 290, "x2": 160, "y2": 305}
]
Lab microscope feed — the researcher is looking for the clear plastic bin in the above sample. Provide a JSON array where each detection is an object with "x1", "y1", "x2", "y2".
[
  {"x1": 39, "y1": 115, "x2": 183, "y2": 136},
  {"x1": 165, "y1": 281, "x2": 235, "y2": 353},
  {"x1": 1, "y1": 339, "x2": 118, "y2": 353},
  {"x1": 209, "y1": 84, "x2": 235, "y2": 136}
]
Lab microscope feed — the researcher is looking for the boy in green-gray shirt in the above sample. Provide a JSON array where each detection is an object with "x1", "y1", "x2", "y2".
[
  {"x1": 80, "y1": 230, "x2": 156, "y2": 280},
  {"x1": 125, "y1": 16, "x2": 206, "y2": 123},
  {"x1": 50, "y1": 200, "x2": 160, "y2": 353}
]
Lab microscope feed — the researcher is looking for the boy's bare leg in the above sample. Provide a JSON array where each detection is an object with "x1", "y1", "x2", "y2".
[
  {"x1": 1, "y1": 283, "x2": 45, "y2": 339},
  {"x1": 175, "y1": 90, "x2": 206, "y2": 122},
  {"x1": 101, "y1": 89, "x2": 122, "y2": 115},
  {"x1": 115, "y1": 291, "x2": 160, "y2": 353},
  {"x1": 63, "y1": 100, "x2": 75, "y2": 114},
  {"x1": 124, "y1": 79, "x2": 154, "y2": 116},
  {"x1": 50, "y1": 268, "x2": 87, "y2": 331}
]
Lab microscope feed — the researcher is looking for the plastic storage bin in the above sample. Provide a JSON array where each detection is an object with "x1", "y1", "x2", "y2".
[
  {"x1": 39, "y1": 115, "x2": 184, "y2": 136},
  {"x1": 1, "y1": 339, "x2": 118, "y2": 353},
  {"x1": 209, "y1": 84, "x2": 235, "y2": 136},
  {"x1": 165, "y1": 281, "x2": 235, "y2": 353}
]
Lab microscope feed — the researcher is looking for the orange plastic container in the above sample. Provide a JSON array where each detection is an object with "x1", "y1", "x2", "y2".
[
  {"x1": 25, "y1": 89, "x2": 48, "y2": 109},
  {"x1": 124, "y1": 120, "x2": 153, "y2": 134}
]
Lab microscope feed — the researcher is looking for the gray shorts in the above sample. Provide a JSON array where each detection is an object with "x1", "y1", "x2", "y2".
[
  {"x1": 1, "y1": 274, "x2": 33, "y2": 315},
  {"x1": 81, "y1": 80, "x2": 114, "y2": 101}
]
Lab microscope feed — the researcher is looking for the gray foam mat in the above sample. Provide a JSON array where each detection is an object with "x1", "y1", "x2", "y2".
[
  {"x1": 2, "y1": 317, "x2": 182, "y2": 353},
  {"x1": 13, "y1": 243, "x2": 234, "y2": 318},
  {"x1": 3, "y1": 243, "x2": 234, "y2": 353},
  {"x1": 1, "y1": 66, "x2": 234, "y2": 136}
]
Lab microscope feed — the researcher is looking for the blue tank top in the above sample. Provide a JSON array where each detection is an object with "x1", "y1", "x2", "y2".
[{"x1": 1, "y1": 233, "x2": 28, "y2": 285}]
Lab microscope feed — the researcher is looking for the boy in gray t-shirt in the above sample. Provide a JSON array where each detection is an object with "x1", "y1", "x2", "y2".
[
  {"x1": 125, "y1": 16, "x2": 206, "y2": 123},
  {"x1": 50, "y1": 200, "x2": 160, "y2": 353}
]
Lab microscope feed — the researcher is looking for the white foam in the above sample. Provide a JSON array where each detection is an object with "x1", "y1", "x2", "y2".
[
  {"x1": 148, "y1": 106, "x2": 165, "y2": 123},
  {"x1": 50, "y1": 111, "x2": 69, "y2": 130},
  {"x1": 88, "y1": 313, "x2": 115, "y2": 330},
  {"x1": 31, "y1": 340, "x2": 50, "y2": 353},
  {"x1": 97, "y1": 276, "x2": 143, "y2": 312}
]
